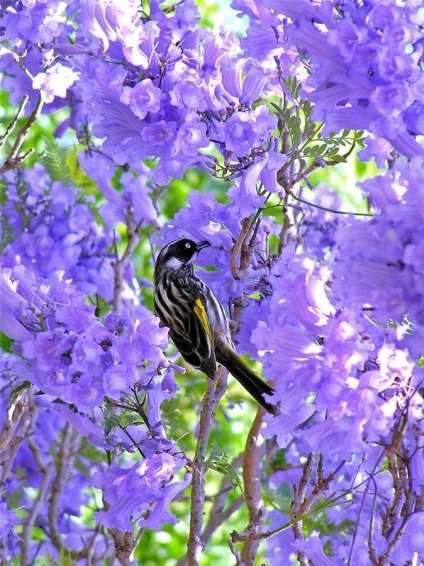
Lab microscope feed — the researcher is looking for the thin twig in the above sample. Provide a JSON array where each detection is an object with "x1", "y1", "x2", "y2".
[
  {"x1": 21, "y1": 443, "x2": 54, "y2": 566},
  {"x1": 112, "y1": 209, "x2": 141, "y2": 313},
  {"x1": 47, "y1": 424, "x2": 91, "y2": 561},
  {"x1": 241, "y1": 408, "x2": 268, "y2": 565},
  {"x1": 0, "y1": 392, "x2": 34, "y2": 482},
  {"x1": 297, "y1": 459, "x2": 346, "y2": 518},
  {"x1": 290, "y1": 453, "x2": 314, "y2": 565},
  {"x1": 290, "y1": 455, "x2": 345, "y2": 565},
  {"x1": 108, "y1": 210, "x2": 141, "y2": 562},
  {"x1": 0, "y1": 95, "x2": 29, "y2": 148},
  {"x1": 102, "y1": 489, "x2": 135, "y2": 566},
  {"x1": 110, "y1": 530, "x2": 135, "y2": 566},
  {"x1": 347, "y1": 450, "x2": 385, "y2": 566},
  {"x1": 201, "y1": 456, "x2": 244, "y2": 546},
  {"x1": 291, "y1": 193, "x2": 374, "y2": 217},
  {"x1": 187, "y1": 368, "x2": 228, "y2": 566},
  {"x1": 0, "y1": 390, "x2": 26, "y2": 454},
  {"x1": 176, "y1": 460, "x2": 243, "y2": 566},
  {"x1": 0, "y1": 95, "x2": 44, "y2": 174},
  {"x1": 229, "y1": 537, "x2": 243, "y2": 565},
  {"x1": 230, "y1": 217, "x2": 255, "y2": 281},
  {"x1": 278, "y1": 191, "x2": 294, "y2": 254},
  {"x1": 374, "y1": 404, "x2": 412, "y2": 565}
]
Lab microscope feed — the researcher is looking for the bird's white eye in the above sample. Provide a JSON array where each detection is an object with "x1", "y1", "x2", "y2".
[{"x1": 185, "y1": 243, "x2": 191, "y2": 249}]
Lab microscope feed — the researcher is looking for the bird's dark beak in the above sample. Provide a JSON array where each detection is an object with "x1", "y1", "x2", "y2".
[{"x1": 196, "y1": 240, "x2": 211, "y2": 252}]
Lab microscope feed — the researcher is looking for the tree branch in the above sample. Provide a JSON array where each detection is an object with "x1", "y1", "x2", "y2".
[
  {"x1": 201, "y1": 458, "x2": 244, "y2": 546},
  {"x1": 21, "y1": 441, "x2": 54, "y2": 566},
  {"x1": 47, "y1": 424, "x2": 93, "y2": 561},
  {"x1": 0, "y1": 390, "x2": 26, "y2": 454},
  {"x1": 112, "y1": 209, "x2": 141, "y2": 313},
  {"x1": 241, "y1": 408, "x2": 268, "y2": 565},
  {"x1": 187, "y1": 368, "x2": 228, "y2": 566},
  {"x1": 289, "y1": 454, "x2": 346, "y2": 566},
  {"x1": 230, "y1": 217, "x2": 255, "y2": 281},
  {"x1": 0, "y1": 94, "x2": 44, "y2": 174},
  {"x1": 109, "y1": 530, "x2": 135, "y2": 566},
  {"x1": 0, "y1": 94, "x2": 29, "y2": 148},
  {"x1": 176, "y1": 473, "x2": 243, "y2": 566}
]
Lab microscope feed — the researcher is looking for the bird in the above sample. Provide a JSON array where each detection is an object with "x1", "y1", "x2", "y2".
[{"x1": 153, "y1": 238, "x2": 277, "y2": 415}]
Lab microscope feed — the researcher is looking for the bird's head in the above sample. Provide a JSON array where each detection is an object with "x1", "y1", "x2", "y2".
[{"x1": 155, "y1": 239, "x2": 211, "y2": 271}]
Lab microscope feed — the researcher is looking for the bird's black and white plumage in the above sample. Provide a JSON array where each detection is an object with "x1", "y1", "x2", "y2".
[{"x1": 153, "y1": 238, "x2": 276, "y2": 414}]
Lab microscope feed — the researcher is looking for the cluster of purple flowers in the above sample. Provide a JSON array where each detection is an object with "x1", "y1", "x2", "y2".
[
  {"x1": 234, "y1": 0, "x2": 424, "y2": 162},
  {"x1": 1, "y1": 164, "x2": 114, "y2": 298},
  {"x1": 155, "y1": 157, "x2": 424, "y2": 562},
  {"x1": 0, "y1": 161, "x2": 185, "y2": 559},
  {"x1": 2, "y1": 0, "x2": 424, "y2": 563}
]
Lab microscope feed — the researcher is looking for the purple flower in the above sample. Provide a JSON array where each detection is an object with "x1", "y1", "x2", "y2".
[
  {"x1": 2, "y1": 165, "x2": 116, "y2": 299},
  {"x1": 236, "y1": 0, "x2": 424, "y2": 159},
  {"x1": 220, "y1": 106, "x2": 276, "y2": 158},
  {"x1": 119, "y1": 172, "x2": 160, "y2": 227},
  {"x1": 140, "y1": 472, "x2": 191, "y2": 530},
  {"x1": 0, "y1": 498, "x2": 17, "y2": 539},
  {"x1": 227, "y1": 161, "x2": 267, "y2": 218},
  {"x1": 2, "y1": 0, "x2": 424, "y2": 560},
  {"x1": 293, "y1": 533, "x2": 335, "y2": 566},
  {"x1": 94, "y1": 452, "x2": 187, "y2": 531},
  {"x1": 262, "y1": 387, "x2": 315, "y2": 447},
  {"x1": 58, "y1": 406, "x2": 108, "y2": 448},
  {"x1": 79, "y1": 0, "x2": 151, "y2": 66},
  {"x1": 389, "y1": 512, "x2": 424, "y2": 564},
  {"x1": 370, "y1": 82, "x2": 414, "y2": 118},
  {"x1": 252, "y1": 322, "x2": 321, "y2": 376},
  {"x1": 265, "y1": 508, "x2": 296, "y2": 564},
  {"x1": 170, "y1": 75, "x2": 207, "y2": 111},
  {"x1": 220, "y1": 54, "x2": 242, "y2": 98},
  {"x1": 241, "y1": 63, "x2": 270, "y2": 106},
  {"x1": 120, "y1": 79, "x2": 163, "y2": 119},
  {"x1": 32, "y1": 63, "x2": 80, "y2": 103},
  {"x1": 2, "y1": 0, "x2": 72, "y2": 44},
  {"x1": 0, "y1": 271, "x2": 33, "y2": 341},
  {"x1": 102, "y1": 315, "x2": 169, "y2": 400},
  {"x1": 173, "y1": 116, "x2": 209, "y2": 157},
  {"x1": 141, "y1": 120, "x2": 178, "y2": 153},
  {"x1": 260, "y1": 150, "x2": 287, "y2": 194}
]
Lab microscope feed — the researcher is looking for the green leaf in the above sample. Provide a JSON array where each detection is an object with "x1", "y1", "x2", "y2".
[
  {"x1": 11, "y1": 380, "x2": 31, "y2": 396},
  {"x1": 329, "y1": 154, "x2": 347, "y2": 163},
  {"x1": 39, "y1": 138, "x2": 73, "y2": 186},
  {"x1": 204, "y1": 442, "x2": 243, "y2": 493},
  {"x1": 103, "y1": 405, "x2": 142, "y2": 438},
  {"x1": 40, "y1": 549, "x2": 77, "y2": 566},
  {"x1": 269, "y1": 101, "x2": 286, "y2": 121}
]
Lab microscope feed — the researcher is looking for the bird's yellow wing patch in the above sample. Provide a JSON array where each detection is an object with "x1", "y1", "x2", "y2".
[{"x1": 193, "y1": 298, "x2": 213, "y2": 343}]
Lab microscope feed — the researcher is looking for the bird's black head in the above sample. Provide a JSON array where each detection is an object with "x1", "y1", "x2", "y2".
[{"x1": 156, "y1": 239, "x2": 211, "y2": 271}]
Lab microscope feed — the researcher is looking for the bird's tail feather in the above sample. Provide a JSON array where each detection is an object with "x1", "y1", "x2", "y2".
[{"x1": 216, "y1": 342, "x2": 277, "y2": 415}]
